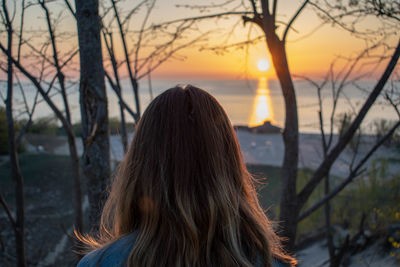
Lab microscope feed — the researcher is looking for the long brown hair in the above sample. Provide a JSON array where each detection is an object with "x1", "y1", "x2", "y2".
[{"x1": 80, "y1": 85, "x2": 296, "y2": 266}]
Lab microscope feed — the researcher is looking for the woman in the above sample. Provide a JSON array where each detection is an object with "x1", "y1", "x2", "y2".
[{"x1": 77, "y1": 85, "x2": 297, "y2": 267}]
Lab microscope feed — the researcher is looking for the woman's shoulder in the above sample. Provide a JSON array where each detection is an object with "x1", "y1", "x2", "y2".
[
  {"x1": 272, "y1": 260, "x2": 291, "y2": 267},
  {"x1": 77, "y1": 232, "x2": 291, "y2": 267},
  {"x1": 76, "y1": 232, "x2": 138, "y2": 267},
  {"x1": 272, "y1": 258, "x2": 293, "y2": 267}
]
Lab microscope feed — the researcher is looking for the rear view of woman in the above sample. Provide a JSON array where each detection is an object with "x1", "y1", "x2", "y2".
[{"x1": 77, "y1": 85, "x2": 297, "y2": 266}]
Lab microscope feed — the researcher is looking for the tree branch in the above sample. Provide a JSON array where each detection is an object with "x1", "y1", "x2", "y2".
[
  {"x1": 64, "y1": 0, "x2": 76, "y2": 18},
  {"x1": 282, "y1": 0, "x2": 310, "y2": 42},
  {"x1": 297, "y1": 37, "x2": 400, "y2": 209},
  {"x1": 272, "y1": 0, "x2": 278, "y2": 22},
  {"x1": 299, "y1": 120, "x2": 400, "y2": 221},
  {"x1": 0, "y1": 42, "x2": 74, "y2": 137},
  {"x1": 149, "y1": 11, "x2": 252, "y2": 29},
  {"x1": 0, "y1": 193, "x2": 16, "y2": 230},
  {"x1": 105, "y1": 70, "x2": 139, "y2": 121},
  {"x1": 249, "y1": 0, "x2": 258, "y2": 15}
]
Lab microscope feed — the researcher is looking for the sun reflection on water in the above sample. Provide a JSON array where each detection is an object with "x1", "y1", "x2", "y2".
[{"x1": 249, "y1": 77, "x2": 274, "y2": 126}]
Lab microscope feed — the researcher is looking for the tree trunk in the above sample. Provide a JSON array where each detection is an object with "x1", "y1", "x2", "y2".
[
  {"x1": 6, "y1": 92, "x2": 27, "y2": 267},
  {"x1": 325, "y1": 174, "x2": 335, "y2": 263},
  {"x1": 4, "y1": 9, "x2": 27, "y2": 265},
  {"x1": 75, "y1": 0, "x2": 110, "y2": 229},
  {"x1": 264, "y1": 31, "x2": 299, "y2": 251},
  {"x1": 66, "y1": 133, "x2": 84, "y2": 231},
  {"x1": 119, "y1": 100, "x2": 128, "y2": 153}
]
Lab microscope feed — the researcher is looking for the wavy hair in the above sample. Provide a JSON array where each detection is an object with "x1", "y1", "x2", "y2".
[{"x1": 79, "y1": 85, "x2": 296, "y2": 266}]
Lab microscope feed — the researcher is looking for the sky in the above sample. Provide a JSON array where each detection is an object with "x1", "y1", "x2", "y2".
[
  {"x1": 1, "y1": 0, "x2": 397, "y2": 81},
  {"x1": 1, "y1": 0, "x2": 398, "y2": 131},
  {"x1": 143, "y1": 0, "x2": 394, "y2": 80}
]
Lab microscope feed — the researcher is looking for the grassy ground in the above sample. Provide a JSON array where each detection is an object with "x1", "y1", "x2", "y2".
[
  {"x1": 0, "y1": 156, "x2": 316, "y2": 265},
  {"x1": 0, "y1": 154, "x2": 77, "y2": 266},
  {"x1": 0, "y1": 156, "x2": 287, "y2": 265},
  {"x1": 1, "y1": 154, "x2": 399, "y2": 265}
]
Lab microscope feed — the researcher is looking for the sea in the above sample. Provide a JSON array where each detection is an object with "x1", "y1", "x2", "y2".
[{"x1": 9, "y1": 78, "x2": 398, "y2": 134}]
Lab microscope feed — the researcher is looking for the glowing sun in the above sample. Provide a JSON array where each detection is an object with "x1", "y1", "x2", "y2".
[{"x1": 257, "y1": 59, "x2": 270, "y2": 71}]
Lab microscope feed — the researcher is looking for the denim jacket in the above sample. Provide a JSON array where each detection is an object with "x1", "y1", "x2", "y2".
[{"x1": 77, "y1": 232, "x2": 288, "y2": 267}]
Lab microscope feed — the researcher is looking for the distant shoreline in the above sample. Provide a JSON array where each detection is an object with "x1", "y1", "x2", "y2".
[{"x1": 21, "y1": 129, "x2": 399, "y2": 179}]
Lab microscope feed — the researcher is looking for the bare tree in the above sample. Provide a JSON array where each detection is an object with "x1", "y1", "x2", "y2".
[
  {"x1": 0, "y1": 0, "x2": 84, "y2": 235},
  {"x1": 299, "y1": 43, "x2": 400, "y2": 265},
  {"x1": 296, "y1": 0, "x2": 400, "y2": 231},
  {"x1": 75, "y1": 0, "x2": 110, "y2": 229},
  {"x1": 1, "y1": 0, "x2": 27, "y2": 265}
]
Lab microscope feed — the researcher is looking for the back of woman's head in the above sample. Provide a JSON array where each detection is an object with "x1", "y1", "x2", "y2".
[{"x1": 89, "y1": 85, "x2": 296, "y2": 266}]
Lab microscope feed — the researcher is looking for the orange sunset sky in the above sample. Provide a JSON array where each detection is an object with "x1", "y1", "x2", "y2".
[
  {"x1": 143, "y1": 1, "x2": 393, "y2": 80},
  {"x1": 8, "y1": 0, "x2": 397, "y2": 80}
]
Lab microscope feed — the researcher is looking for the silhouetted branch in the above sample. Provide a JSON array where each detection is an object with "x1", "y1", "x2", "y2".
[
  {"x1": 0, "y1": 193, "x2": 16, "y2": 229},
  {"x1": 297, "y1": 37, "x2": 400, "y2": 207},
  {"x1": 104, "y1": 70, "x2": 139, "y2": 121},
  {"x1": 134, "y1": 0, "x2": 155, "y2": 77},
  {"x1": 17, "y1": 0, "x2": 25, "y2": 61},
  {"x1": 299, "y1": 120, "x2": 400, "y2": 221},
  {"x1": 282, "y1": 0, "x2": 310, "y2": 42},
  {"x1": 384, "y1": 82, "x2": 400, "y2": 118},
  {"x1": 150, "y1": 11, "x2": 252, "y2": 30},
  {"x1": 64, "y1": 0, "x2": 75, "y2": 17},
  {"x1": 15, "y1": 74, "x2": 39, "y2": 145}
]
